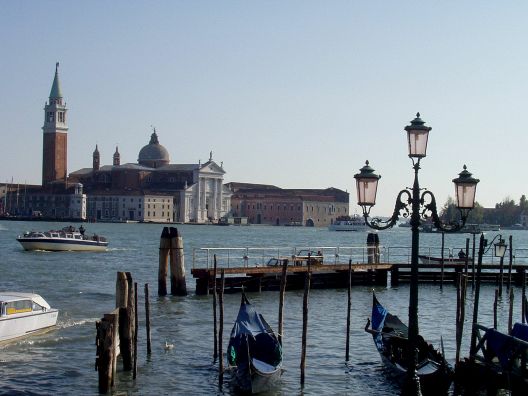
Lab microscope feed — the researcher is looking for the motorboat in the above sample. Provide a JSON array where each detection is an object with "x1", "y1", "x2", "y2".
[
  {"x1": 16, "y1": 226, "x2": 108, "y2": 252},
  {"x1": 0, "y1": 292, "x2": 59, "y2": 343},
  {"x1": 328, "y1": 215, "x2": 368, "y2": 231},
  {"x1": 418, "y1": 254, "x2": 471, "y2": 265}
]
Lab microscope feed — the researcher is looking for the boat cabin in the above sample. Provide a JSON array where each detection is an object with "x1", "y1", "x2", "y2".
[{"x1": 0, "y1": 293, "x2": 51, "y2": 317}]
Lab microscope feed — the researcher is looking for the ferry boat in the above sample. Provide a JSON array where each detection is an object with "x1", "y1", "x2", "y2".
[
  {"x1": 16, "y1": 226, "x2": 108, "y2": 252},
  {"x1": 328, "y1": 215, "x2": 368, "y2": 232},
  {"x1": 0, "y1": 292, "x2": 59, "y2": 343}
]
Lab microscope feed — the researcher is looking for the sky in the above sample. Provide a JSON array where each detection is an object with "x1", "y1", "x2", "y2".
[{"x1": 1, "y1": 1, "x2": 527, "y2": 216}]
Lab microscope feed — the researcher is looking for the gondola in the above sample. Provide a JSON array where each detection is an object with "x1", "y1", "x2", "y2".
[
  {"x1": 227, "y1": 293, "x2": 283, "y2": 394},
  {"x1": 365, "y1": 293, "x2": 453, "y2": 394}
]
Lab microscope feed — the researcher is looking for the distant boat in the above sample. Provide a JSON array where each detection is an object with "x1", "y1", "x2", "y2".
[
  {"x1": 16, "y1": 226, "x2": 108, "y2": 252},
  {"x1": 418, "y1": 255, "x2": 471, "y2": 265},
  {"x1": 0, "y1": 292, "x2": 58, "y2": 343},
  {"x1": 365, "y1": 293, "x2": 453, "y2": 394},
  {"x1": 328, "y1": 215, "x2": 368, "y2": 232},
  {"x1": 227, "y1": 293, "x2": 283, "y2": 394}
]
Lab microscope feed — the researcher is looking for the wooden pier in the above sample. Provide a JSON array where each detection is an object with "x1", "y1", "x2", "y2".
[
  {"x1": 191, "y1": 261, "x2": 528, "y2": 295},
  {"x1": 192, "y1": 263, "x2": 390, "y2": 294}
]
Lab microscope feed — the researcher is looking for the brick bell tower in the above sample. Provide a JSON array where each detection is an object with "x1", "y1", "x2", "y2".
[{"x1": 42, "y1": 62, "x2": 68, "y2": 186}]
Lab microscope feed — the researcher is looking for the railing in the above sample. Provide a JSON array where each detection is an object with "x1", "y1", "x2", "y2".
[
  {"x1": 192, "y1": 245, "x2": 528, "y2": 269},
  {"x1": 192, "y1": 246, "x2": 376, "y2": 269}
]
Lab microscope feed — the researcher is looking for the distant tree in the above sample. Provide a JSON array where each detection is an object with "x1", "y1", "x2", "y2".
[{"x1": 520, "y1": 195, "x2": 528, "y2": 211}]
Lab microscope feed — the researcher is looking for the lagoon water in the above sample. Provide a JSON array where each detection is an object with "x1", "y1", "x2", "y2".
[{"x1": 1, "y1": 220, "x2": 527, "y2": 395}]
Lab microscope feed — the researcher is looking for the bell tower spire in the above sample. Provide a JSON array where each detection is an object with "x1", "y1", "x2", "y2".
[{"x1": 42, "y1": 62, "x2": 68, "y2": 185}]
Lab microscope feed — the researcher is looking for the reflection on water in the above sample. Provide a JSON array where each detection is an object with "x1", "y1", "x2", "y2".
[{"x1": 1, "y1": 220, "x2": 527, "y2": 395}]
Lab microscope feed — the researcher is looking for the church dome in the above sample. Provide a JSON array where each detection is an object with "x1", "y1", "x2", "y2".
[{"x1": 138, "y1": 130, "x2": 170, "y2": 168}]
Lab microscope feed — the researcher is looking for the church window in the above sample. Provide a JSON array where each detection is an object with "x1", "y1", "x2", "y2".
[{"x1": 47, "y1": 112, "x2": 54, "y2": 122}]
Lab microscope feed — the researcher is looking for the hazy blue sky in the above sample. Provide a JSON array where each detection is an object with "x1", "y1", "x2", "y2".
[{"x1": 1, "y1": 1, "x2": 526, "y2": 216}]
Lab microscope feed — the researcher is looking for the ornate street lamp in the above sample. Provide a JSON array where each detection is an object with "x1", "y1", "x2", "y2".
[{"x1": 354, "y1": 113, "x2": 479, "y2": 395}]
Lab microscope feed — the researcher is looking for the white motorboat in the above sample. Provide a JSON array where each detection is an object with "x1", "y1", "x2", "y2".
[
  {"x1": 0, "y1": 292, "x2": 59, "y2": 343},
  {"x1": 328, "y1": 215, "x2": 368, "y2": 231},
  {"x1": 16, "y1": 226, "x2": 108, "y2": 252}
]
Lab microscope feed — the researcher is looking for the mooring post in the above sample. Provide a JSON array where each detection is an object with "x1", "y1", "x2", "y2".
[
  {"x1": 455, "y1": 273, "x2": 467, "y2": 363},
  {"x1": 300, "y1": 262, "x2": 311, "y2": 386},
  {"x1": 145, "y1": 283, "x2": 152, "y2": 355},
  {"x1": 213, "y1": 255, "x2": 218, "y2": 361},
  {"x1": 218, "y1": 269, "x2": 225, "y2": 389},
  {"x1": 508, "y1": 288, "x2": 514, "y2": 335},
  {"x1": 471, "y1": 233, "x2": 476, "y2": 289},
  {"x1": 278, "y1": 259, "x2": 288, "y2": 346},
  {"x1": 522, "y1": 270, "x2": 527, "y2": 324},
  {"x1": 95, "y1": 314, "x2": 115, "y2": 394},
  {"x1": 507, "y1": 235, "x2": 513, "y2": 292},
  {"x1": 345, "y1": 259, "x2": 352, "y2": 362},
  {"x1": 470, "y1": 234, "x2": 485, "y2": 363},
  {"x1": 117, "y1": 272, "x2": 134, "y2": 371},
  {"x1": 133, "y1": 282, "x2": 138, "y2": 379},
  {"x1": 158, "y1": 227, "x2": 170, "y2": 296},
  {"x1": 169, "y1": 227, "x2": 187, "y2": 296},
  {"x1": 499, "y1": 253, "x2": 505, "y2": 298},
  {"x1": 116, "y1": 271, "x2": 128, "y2": 308},
  {"x1": 464, "y1": 238, "x2": 470, "y2": 276},
  {"x1": 493, "y1": 289, "x2": 499, "y2": 330},
  {"x1": 440, "y1": 232, "x2": 445, "y2": 290}
]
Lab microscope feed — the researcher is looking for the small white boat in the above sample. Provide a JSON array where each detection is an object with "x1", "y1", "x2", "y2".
[
  {"x1": 328, "y1": 215, "x2": 368, "y2": 232},
  {"x1": 17, "y1": 226, "x2": 108, "y2": 252},
  {"x1": 0, "y1": 292, "x2": 59, "y2": 343}
]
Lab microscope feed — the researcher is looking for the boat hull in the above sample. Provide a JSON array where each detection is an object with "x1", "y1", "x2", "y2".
[
  {"x1": 0, "y1": 309, "x2": 59, "y2": 343},
  {"x1": 231, "y1": 361, "x2": 282, "y2": 394},
  {"x1": 418, "y1": 255, "x2": 468, "y2": 265},
  {"x1": 17, "y1": 238, "x2": 108, "y2": 252}
]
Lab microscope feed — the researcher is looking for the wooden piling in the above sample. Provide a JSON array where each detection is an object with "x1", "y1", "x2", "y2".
[
  {"x1": 493, "y1": 289, "x2": 499, "y2": 330},
  {"x1": 499, "y1": 255, "x2": 505, "y2": 297},
  {"x1": 169, "y1": 227, "x2": 187, "y2": 296},
  {"x1": 278, "y1": 259, "x2": 288, "y2": 347},
  {"x1": 133, "y1": 282, "x2": 138, "y2": 379},
  {"x1": 158, "y1": 227, "x2": 170, "y2": 296},
  {"x1": 508, "y1": 288, "x2": 514, "y2": 335},
  {"x1": 455, "y1": 273, "x2": 467, "y2": 363},
  {"x1": 95, "y1": 313, "x2": 116, "y2": 394},
  {"x1": 464, "y1": 238, "x2": 470, "y2": 275},
  {"x1": 471, "y1": 233, "x2": 476, "y2": 289},
  {"x1": 523, "y1": 270, "x2": 527, "y2": 324},
  {"x1": 145, "y1": 283, "x2": 152, "y2": 355},
  {"x1": 116, "y1": 271, "x2": 128, "y2": 308},
  {"x1": 213, "y1": 255, "x2": 218, "y2": 361},
  {"x1": 507, "y1": 235, "x2": 513, "y2": 291},
  {"x1": 117, "y1": 272, "x2": 135, "y2": 371},
  {"x1": 300, "y1": 263, "x2": 311, "y2": 386},
  {"x1": 470, "y1": 234, "x2": 485, "y2": 362},
  {"x1": 218, "y1": 269, "x2": 225, "y2": 388},
  {"x1": 440, "y1": 232, "x2": 445, "y2": 289},
  {"x1": 345, "y1": 259, "x2": 352, "y2": 362}
]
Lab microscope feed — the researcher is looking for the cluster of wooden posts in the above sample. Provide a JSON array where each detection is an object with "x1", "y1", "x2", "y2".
[
  {"x1": 453, "y1": 253, "x2": 528, "y2": 393},
  {"x1": 95, "y1": 272, "x2": 152, "y2": 394},
  {"x1": 158, "y1": 226, "x2": 187, "y2": 296},
  {"x1": 211, "y1": 255, "x2": 357, "y2": 389},
  {"x1": 95, "y1": 227, "x2": 186, "y2": 394}
]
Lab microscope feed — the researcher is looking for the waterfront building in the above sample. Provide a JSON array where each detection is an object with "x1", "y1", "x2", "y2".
[
  {"x1": 227, "y1": 182, "x2": 349, "y2": 226},
  {"x1": 69, "y1": 137, "x2": 231, "y2": 223}
]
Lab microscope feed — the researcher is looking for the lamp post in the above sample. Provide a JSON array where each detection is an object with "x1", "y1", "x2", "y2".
[
  {"x1": 469, "y1": 233, "x2": 507, "y2": 362},
  {"x1": 354, "y1": 113, "x2": 480, "y2": 395}
]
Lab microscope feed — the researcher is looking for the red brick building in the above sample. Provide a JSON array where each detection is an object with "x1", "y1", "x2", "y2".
[{"x1": 227, "y1": 183, "x2": 349, "y2": 226}]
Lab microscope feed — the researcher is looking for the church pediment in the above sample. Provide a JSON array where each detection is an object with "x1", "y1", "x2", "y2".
[{"x1": 200, "y1": 161, "x2": 225, "y2": 174}]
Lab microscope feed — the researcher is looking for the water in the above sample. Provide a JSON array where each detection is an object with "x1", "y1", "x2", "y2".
[{"x1": 1, "y1": 221, "x2": 527, "y2": 395}]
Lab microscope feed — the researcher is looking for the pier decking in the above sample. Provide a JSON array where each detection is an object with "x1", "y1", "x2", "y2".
[{"x1": 191, "y1": 246, "x2": 528, "y2": 295}]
